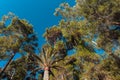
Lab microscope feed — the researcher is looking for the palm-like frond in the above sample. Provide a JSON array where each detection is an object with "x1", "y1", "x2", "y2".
[{"x1": 31, "y1": 44, "x2": 68, "y2": 80}]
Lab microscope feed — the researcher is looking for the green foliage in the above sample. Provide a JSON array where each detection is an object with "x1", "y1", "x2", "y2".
[
  {"x1": 0, "y1": 13, "x2": 38, "y2": 56},
  {"x1": 43, "y1": 26, "x2": 62, "y2": 45},
  {"x1": 47, "y1": 0, "x2": 120, "y2": 79},
  {"x1": 6, "y1": 56, "x2": 27, "y2": 80},
  {"x1": 32, "y1": 44, "x2": 67, "y2": 80},
  {"x1": 55, "y1": 0, "x2": 120, "y2": 54},
  {"x1": 0, "y1": 13, "x2": 38, "y2": 79},
  {"x1": 1, "y1": 0, "x2": 120, "y2": 79}
]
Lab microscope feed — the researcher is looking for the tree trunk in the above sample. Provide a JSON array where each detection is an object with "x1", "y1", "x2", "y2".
[
  {"x1": 0, "y1": 52, "x2": 15, "y2": 78},
  {"x1": 43, "y1": 69, "x2": 49, "y2": 80}
]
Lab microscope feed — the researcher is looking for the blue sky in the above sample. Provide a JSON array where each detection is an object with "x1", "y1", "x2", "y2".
[
  {"x1": 0, "y1": 0, "x2": 75, "y2": 47},
  {"x1": 0, "y1": 0, "x2": 75, "y2": 68}
]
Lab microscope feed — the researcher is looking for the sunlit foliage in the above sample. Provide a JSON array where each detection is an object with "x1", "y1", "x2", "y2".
[{"x1": 0, "y1": 0, "x2": 120, "y2": 80}]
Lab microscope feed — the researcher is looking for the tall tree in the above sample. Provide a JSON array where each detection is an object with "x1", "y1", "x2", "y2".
[
  {"x1": 53, "y1": 0, "x2": 120, "y2": 79},
  {"x1": 31, "y1": 42, "x2": 67, "y2": 80},
  {"x1": 0, "y1": 13, "x2": 38, "y2": 78},
  {"x1": 54, "y1": 0, "x2": 120, "y2": 54}
]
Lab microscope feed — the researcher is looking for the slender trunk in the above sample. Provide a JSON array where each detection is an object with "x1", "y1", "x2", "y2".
[
  {"x1": 61, "y1": 74, "x2": 65, "y2": 80},
  {"x1": 43, "y1": 69, "x2": 49, "y2": 80},
  {"x1": 0, "y1": 53, "x2": 15, "y2": 78}
]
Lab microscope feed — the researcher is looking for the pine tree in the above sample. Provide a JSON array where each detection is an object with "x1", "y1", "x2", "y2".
[{"x1": 0, "y1": 13, "x2": 38, "y2": 79}]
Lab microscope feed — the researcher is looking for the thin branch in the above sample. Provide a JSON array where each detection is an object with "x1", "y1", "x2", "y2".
[
  {"x1": 30, "y1": 68, "x2": 42, "y2": 74},
  {"x1": 0, "y1": 52, "x2": 15, "y2": 78}
]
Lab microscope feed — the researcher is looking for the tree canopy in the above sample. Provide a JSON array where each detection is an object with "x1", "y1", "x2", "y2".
[{"x1": 0, "y1": 0, "x2": 120, "y2": 80}]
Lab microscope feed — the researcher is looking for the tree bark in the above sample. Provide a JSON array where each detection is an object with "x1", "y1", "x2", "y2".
[
  {"x1": 43, "y1": 68, "x2": 49, "y2": 80},
  {"x1": 0, "y1": 52, "x2": 15, "y2": 78}
]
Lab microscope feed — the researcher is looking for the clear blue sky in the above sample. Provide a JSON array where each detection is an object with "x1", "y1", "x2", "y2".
[{"x1": 0, "y1": 0, "x2": 75, "y2": 67}]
